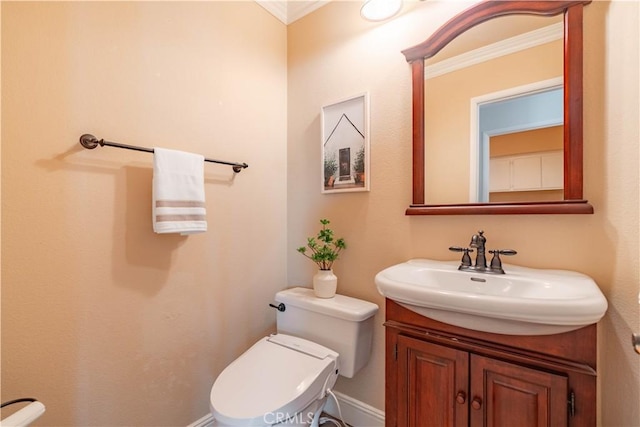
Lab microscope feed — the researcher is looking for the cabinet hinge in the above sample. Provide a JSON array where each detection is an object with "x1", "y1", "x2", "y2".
[
  {"x1": 394, "y1": 343, "x2": 398, "y2": 361},
  {"x1": 568, "y1": 391, "x2": 576, "y2": 417}
]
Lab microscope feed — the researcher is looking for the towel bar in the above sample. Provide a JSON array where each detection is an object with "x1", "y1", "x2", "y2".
[{"x1": 79, "y1": 134, "x2": 248, "y2": 173}]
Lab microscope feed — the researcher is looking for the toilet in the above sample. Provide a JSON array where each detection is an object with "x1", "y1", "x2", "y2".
[{"x1": 209, "y1": 287, "x2": 379, "y2": 426}]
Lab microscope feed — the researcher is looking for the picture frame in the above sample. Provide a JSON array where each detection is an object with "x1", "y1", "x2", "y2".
[{"x1": 321, "y1": 92, "x2": 370, "y2": 194}]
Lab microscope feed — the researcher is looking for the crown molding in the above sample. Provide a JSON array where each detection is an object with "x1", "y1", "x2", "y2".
[
  {"x1": 256, "y1": 1, "x2": 288, "y2": 23},
  {"x1": 425, "y1": 22, "x2": 563, "y2": 79},
  {"x1": 256, "y1": 1, "x2": 329, "y2": 25}
]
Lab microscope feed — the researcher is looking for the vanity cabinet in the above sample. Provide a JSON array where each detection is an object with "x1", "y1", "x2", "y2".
[{"x1": 385, "y1": 300, "x2": 597, "y2": 427}]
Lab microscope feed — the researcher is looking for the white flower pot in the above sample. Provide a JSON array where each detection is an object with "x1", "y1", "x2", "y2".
[{"x1": 313, "y1": 270, "x2": 337, "y2": 298}]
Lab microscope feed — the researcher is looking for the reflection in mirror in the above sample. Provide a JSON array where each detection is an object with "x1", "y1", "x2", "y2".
[
  {"x1": 423, "y1": 16, "x2": 563, "y2": 205},
  {"x1": 489, "y1": 125, "x2": 563, "y2": 203},
  {"x1": 476, "y1": 82, "x2": 563, "y2": 202}
]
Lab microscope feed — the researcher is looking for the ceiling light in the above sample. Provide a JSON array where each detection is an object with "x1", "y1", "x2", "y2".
[{"x1": 360, "y1": 0, "x2": 403, "y2": 22}]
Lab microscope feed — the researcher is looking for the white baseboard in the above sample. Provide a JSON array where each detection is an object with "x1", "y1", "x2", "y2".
[
  {"x1": 187, "y1": 392, "x2": 385, "y2": 427},
  {"x1": 322, "y1": 391, "x2": 385, "y2": 427},
  {"x1": 187, "y1": 413, "x2": 214, "y2": 427}
]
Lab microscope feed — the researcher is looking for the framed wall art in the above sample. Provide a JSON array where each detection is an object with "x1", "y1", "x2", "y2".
[{"x1": 321, "y1": 92, "x2": 370, "y2": 194}]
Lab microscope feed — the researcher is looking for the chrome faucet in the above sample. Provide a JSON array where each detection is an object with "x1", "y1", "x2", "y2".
[{"x1": 449, "y1": 230, "x2": 517, "y2": 274}]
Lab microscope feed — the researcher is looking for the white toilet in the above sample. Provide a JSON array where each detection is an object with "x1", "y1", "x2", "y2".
[{"x1": 210, "y1": 287, "x2": 379, "y2": 426}]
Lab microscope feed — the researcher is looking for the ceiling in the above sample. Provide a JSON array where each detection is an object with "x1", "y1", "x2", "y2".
[{"x1": 255, "y1": 0, "x2": 329, "y2": 25}]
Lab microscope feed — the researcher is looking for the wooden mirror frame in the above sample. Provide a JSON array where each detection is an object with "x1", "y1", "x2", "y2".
[{"x1": 402, "y1": 0, "x2": 593, "y2": 215}]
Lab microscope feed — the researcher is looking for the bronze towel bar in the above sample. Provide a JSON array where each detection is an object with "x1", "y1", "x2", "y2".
[{"x1": 79, "y1": 134, "x2": 248, "y2": 173}]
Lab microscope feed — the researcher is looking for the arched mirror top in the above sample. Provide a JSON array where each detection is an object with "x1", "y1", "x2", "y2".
[{"x1": 402, "y1": 0, "x2": 594, "y2": 215}]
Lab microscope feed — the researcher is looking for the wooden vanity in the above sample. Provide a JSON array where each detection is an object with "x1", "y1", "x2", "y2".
[{"x1": 384, "y1": 299, "x2": 597, "y2": 427}]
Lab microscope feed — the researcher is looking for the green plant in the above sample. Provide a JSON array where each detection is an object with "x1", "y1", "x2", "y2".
[
  {"x1": 353, "y1": 146, "x2": 365, "y2": 174},
  {"x1": 324, "y1": 154, "x2": 338, "y2": 186},
  {"x1": 297, "y1": 219, "x2": 346, "y2": 270}
]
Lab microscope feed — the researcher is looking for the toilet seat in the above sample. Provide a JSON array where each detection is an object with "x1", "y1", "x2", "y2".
[{"x1": 210, "y1": 334, "x2": 339, "y2": 426}]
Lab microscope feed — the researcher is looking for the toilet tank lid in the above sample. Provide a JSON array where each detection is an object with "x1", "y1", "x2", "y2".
[{"x1": 275, "y1": 287, "x2": 378, "y2": 321}]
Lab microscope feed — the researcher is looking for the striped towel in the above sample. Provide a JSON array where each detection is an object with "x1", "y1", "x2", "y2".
[{"x1": 152, "y1": 147, "x2": 207, "y2": 235}]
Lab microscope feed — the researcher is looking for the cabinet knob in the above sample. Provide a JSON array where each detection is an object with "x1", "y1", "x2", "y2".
[
  {"x1": 471, "y1": 397, "x2": 482, "y2": 410},
  {"x1": 456, "y1": 391, "x2": 466, "y2": 404}
]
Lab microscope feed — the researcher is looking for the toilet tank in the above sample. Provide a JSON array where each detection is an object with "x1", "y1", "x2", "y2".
[{"x1": 274, "y1": 287, "x2": 378, "y2": 378}]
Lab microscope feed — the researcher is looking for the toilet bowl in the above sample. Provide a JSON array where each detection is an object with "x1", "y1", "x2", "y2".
[
  {"x1": 209, "y1": 287, "x2": 378, "y2": 427},
  {"x1": 210, "y1": 334, "x2": 339, "y2": 426}
]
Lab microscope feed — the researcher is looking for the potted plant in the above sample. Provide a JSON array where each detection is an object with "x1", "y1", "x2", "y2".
[
  {"x1": 297, "y1": 219, "x2": 346, "y2": 298},
  {"x1": 353, "y1": 146, "x2": 365, "y2": 184},
  {"x1": 324, "y1": 155, "x2": 338, "y2": 188}
]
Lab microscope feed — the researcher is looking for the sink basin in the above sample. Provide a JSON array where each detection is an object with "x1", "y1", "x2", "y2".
[{"x1": 375, "y1": 259, "x2": 608, "y2": 335}]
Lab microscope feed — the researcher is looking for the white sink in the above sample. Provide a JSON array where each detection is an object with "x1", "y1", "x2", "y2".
[{"x1": 375, "y1": 259, "x2": 608, "y2": 335}]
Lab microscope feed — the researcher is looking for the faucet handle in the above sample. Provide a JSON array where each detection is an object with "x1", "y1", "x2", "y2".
[
  {"x1": 490, "y1": 249, "x2": 517, "y2": 256},
  {"x1": 488, "y1": 249, "x2": 517, "y2": 274},
  {"x1": 449, "y1": 246, "x2": 474, "y2": 267}
]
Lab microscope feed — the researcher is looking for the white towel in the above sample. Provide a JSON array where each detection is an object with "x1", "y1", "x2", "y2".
[{"x1": 153, "y1": 147, "x2": 207, "y2": 235}]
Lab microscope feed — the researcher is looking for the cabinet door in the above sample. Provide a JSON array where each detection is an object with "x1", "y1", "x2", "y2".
[
  {"x1": 541, "y1": 151, "x2": 564, "y2": 189},
  {"x1": 489, "y1": 158, "x2": 511, "y2": 192},
  {"x1": 511, "y1": 156, "x2": 542, "y2": 190},
  {"x1": 469, "y1": 355, "x2": 568, "y2": 427},
  {"x1": 397, "y1": 335, "x2": 469, "y2": 427}
]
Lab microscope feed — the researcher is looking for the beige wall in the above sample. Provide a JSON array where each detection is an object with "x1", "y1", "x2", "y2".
[
  {"x1": 490, "y1": 126, "x2": 563, "y2": 157},
  {"x1": 1, "y1": 2, "x2": 287, "y2": 426},
  {"x1": 288, "y1": 0, "x2": 639, "y2": 425}
]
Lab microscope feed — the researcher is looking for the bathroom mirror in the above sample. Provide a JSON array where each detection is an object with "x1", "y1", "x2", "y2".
[{"x1": 402, "y1": 0, "x2": 593, "y2": 215}]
